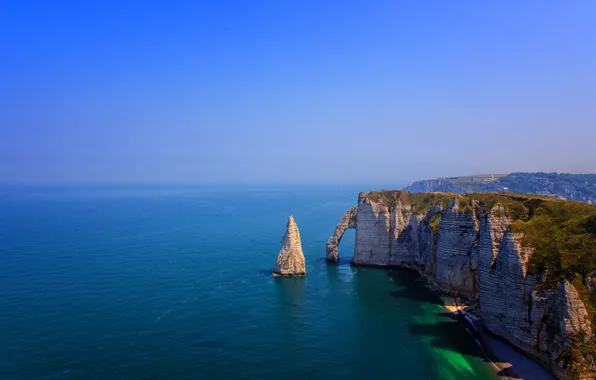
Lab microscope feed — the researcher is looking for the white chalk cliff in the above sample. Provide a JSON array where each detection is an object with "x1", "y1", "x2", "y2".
[
  {"x1": 273, "y1": 216, "x2": 306, "y2": 276},
  {"x1": 327, "y1": 192, "x2": 595, "y2": 379}
]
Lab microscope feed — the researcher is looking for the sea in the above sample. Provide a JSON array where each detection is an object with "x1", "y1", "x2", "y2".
[{"x1": 1, "y1": 183, "x2": 502, "y2": 380}]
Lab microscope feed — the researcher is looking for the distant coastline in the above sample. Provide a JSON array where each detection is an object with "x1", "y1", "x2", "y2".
[{"x1": 403, "y1": 172, "x2": 596, "y2": 204}]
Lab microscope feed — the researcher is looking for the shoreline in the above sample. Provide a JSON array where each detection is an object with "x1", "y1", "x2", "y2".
[
  {"x1": 351, "y1": 264, "x2": 559, "y2": 379},
  {"x1": 440, "y1": 296, "x2": 555, "y2": 380},
  {"x1": 352, "y1": 264, "x2": 557, "y2": 379}
]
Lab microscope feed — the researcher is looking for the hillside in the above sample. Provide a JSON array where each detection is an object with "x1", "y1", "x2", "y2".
[{"x1": 403, "y1": 172, "x2": 596, "y2": 204}]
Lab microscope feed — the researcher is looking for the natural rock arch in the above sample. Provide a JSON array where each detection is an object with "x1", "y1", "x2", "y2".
[{"x1": 325, "y1": 207, "x2": 357, "y2": 263}]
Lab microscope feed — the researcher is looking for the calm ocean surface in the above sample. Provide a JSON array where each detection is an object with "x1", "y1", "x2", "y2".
[{"x1": 1, "y1": 184, "x2": 500, "y2": 380}]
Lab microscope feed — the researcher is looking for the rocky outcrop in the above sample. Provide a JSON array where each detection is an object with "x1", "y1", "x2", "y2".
[
  {"x1": 586, "y1": 271, "x2": 596, "y2": 293},
  {"x1": 273, "y1": 216, "x2": 306, "y2": 276},
  {"x1": 416, "y1": 205, "x2": 441, "y2": 276},
  {"x1": 342, "y1": 194, "x2": 479, "y2": 298},
  {"x1": 477, "y1": 204, "x2": 515, "y2": 339},
  {"x1": 559, "y1": 281, "x2": 593, "y2": 339},
  {"x1": 326, "y1": 207, "x2": 357, "y2": 263},
  {"x1": 434, "y1": 199, "x2": 478, "y2": 297},
  {"x1": 478, "y1": 215, "x2": 594, "y2": 379},
  {"x1": 327, "y1": 192, "x2": 595, "y2": 379},
  {"x1": 388, "y1": 202, "x2": 417, "y2": 267},
  {"x1": 352, "y1": 192, "x2": 392, "y2": 265}
]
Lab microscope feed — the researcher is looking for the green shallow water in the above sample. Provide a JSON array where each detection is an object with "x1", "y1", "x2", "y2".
[{"x1": 0, "y1": 184, "x2": 500, "y2": 379}]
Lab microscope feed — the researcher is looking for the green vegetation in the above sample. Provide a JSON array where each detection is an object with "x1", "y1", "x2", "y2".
[
  {"x1": 367, "y1": 190, "x2": 550, "y2": 219},
  {"x1": 403, "y1": 172, "x2": 596, "y2": 204},
  {"x1": 366, "y1": 189, "x2": 596, "y2": 290},
  {"x1": 369, "y1": 190, "x2": 595, "y2": 276},
  {"x1": 510, "y1": 201, "x2": 596, "y2": 282},
  {"x1": 367, "y1": 190, "x2": 451, "y2": 214},
  {"x1": 564, "y1": 276, "x2": 596, "y2": 371},
  {"x1": 442, "y1": 174, "x2": 505, "y2": 184},
  {"x1": 511, "y1": 201, "x2": 596, "y2": 370},
  {"x1": 428, "y1": 213, "x2": 442, "y2": 236}
]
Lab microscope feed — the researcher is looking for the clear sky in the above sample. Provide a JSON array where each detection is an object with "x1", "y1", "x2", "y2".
[{"x1": 2, "y1": 0, "x2": 595, "y2": 183}]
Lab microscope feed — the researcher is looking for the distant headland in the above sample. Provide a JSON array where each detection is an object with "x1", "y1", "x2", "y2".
[{"x1": 403, "y1": 172, "x2": 596, "y2": 204}]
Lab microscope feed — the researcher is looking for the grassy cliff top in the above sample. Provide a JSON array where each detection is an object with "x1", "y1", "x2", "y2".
[
  {"x1": 437, "y1": 174, "x2": 506, "y2": 183},
  {"x1": 366, "y1": 190, "x2": 596, "y2": 281},
  {"x1": 367, "y1": 190, "x2": 555, "y2": 217}
]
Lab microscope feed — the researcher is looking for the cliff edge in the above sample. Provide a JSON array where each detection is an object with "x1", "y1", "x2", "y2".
[{"x1": 327, "y1": 191, "x2": 596, "y2": 379}]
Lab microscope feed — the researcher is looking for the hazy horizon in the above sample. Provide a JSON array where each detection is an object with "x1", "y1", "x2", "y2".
[
  {"x1": 3, "y1": 1, "x2": 596, "y2": 182},
  {"x1": 2, "y1": 172, "x2": 596, "y2": 187}
]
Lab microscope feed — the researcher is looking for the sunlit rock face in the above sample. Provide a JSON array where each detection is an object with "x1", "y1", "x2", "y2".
[
  {"x1": 327, "y1": 193, "x2": 595, "y2": 379},
  {"x1": 273, "y1": 216, "x2": 306, "y2": 277},
  {"x1": 434, "y1": 199, "x2": 478, "y2": 297},
  {"x1": 351, "y1": 193, "x2": 392, "y2": 266},
  {"x1": 334, "y1": 194, "x2": 477, "y2": 298},
  {"x1": 479, "y1": 223, "x2": 594, "y2": 380},
  {"x1": 326, "y1": 207, "x2": 357, "y2": 263}
]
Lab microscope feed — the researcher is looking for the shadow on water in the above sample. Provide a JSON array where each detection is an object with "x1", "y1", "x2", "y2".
[
  {"x1": 274, "y1": 276, "x2": 305, "y2": 306},
  {"x1": 273, "y1": 276, "x2": 306, "y2": 341},
  {"x1": 409, "y1": 320, "x2": 487, "y2": 358},
  {"x1": 410, "y1": 318, "x2": 526, "y2": 379},
  {"x1": 386, "y1": 268, "x2": 519, "y2": 379},
  {"x1": 389, "y1": 288, "x2": 444, "y2": 305},
  {"x1": 319, "y1": 257, "x2": 352, "y2": 266},
  {"x1": 386, "y1": 269, "x2": 443, "y2": 305}
]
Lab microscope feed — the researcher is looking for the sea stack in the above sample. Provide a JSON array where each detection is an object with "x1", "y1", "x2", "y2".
[{"x1": 273, "y1": 216, "x2": 306, "y2": 276}]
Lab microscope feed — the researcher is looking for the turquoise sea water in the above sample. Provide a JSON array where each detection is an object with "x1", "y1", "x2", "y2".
[{"x1": 1, "y1": 184, "x2": 500, "y2": 380}]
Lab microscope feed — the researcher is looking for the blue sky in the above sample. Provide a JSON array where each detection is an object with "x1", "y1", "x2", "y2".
[{"x1": 2, "y1": 0, "x2": 595, "y2": 182}]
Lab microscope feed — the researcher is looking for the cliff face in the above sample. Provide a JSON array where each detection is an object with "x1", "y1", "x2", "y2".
[
  {"x1": 479, "y1": 224, "x2": 595, "y2": 380},
  {"x1": 434, "y1": 199, "x2": 478, "y2": 297},
  {"x1": 587, "y1": 271, "x2": 596, "y2": 292},
  {"x1": 352, "y1": 192, "x2": 392, "y2": 265},
  {"x1": 273, "y1": 216, "x2": 306, "y2": 276},
  {"x1": 327, "y1": 193, "x2": 595, "y2": 379},
  {"x1": 347, "y1": 193, "x2": 479, "y2": 298}
]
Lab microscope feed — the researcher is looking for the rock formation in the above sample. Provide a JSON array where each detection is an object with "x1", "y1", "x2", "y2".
[
  {"x1": 433, "y1": 199, "x2": 478, "y2": 297},
  {"x1": 586, "y1": 271, "x2": 596, "y2": 293},
  {"x1": 326, "y1": 191, "x2": 596, "y2": 379},
  {"x1": 326, "y1": 207, "x2": 357, "y2": 263},
  {"x1": 352, "y1": 192, "x2": 392, "y2": 265},
  {"x1": 273, "y1": 216, "x2": 306, "y2": 276}
]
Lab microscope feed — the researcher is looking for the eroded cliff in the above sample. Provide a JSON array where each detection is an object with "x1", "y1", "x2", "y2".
[
  {"x1": 326, "y1": 207, "x2": 357, "y2": 263},
  {"x1": 327, "y1": 191, "x2": 596, "y2": 379}
]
